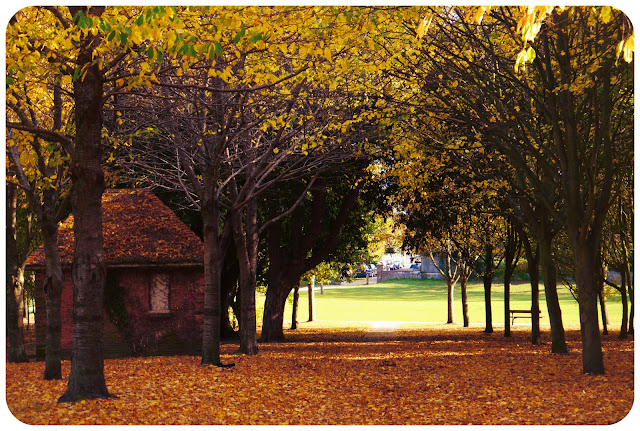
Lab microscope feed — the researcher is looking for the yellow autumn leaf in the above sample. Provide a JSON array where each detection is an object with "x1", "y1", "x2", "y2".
[{"x1": 416, "y1": 16, "x2": 432, "y2": 39}]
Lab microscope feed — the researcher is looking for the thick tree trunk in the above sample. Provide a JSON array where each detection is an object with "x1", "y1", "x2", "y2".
[
  {"x1": 233, "y1": 199, "x2": 259, "y2": 355},
  {"x1": 538, "y1": 234, "x2": 568, "y2": 354},
  {"x1": 41, "y1": 191, "x2": 64, "y2": 380},
  {"x1": 201, "y1": 204, "x2": 223, "y2": 365},
  {"x1": 58, "y1": 11, "x2": 110, "y2": 401},
  {"x1": 573, "y1": 244, "x2": 605, "y2": 374},
  {"x1": 6, "y1": 182, "x2": 29, "y2": 363},
  {"x1": 261, "y1": 276, "x2": 295, "y2": 341},
  {"x1": 237, "y1": 271, "x2": 258, "y2": 354}
]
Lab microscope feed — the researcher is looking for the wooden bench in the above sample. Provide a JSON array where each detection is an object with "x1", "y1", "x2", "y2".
[{"x1": 509, "y1": 309, "x2": 542, "y2": 325}]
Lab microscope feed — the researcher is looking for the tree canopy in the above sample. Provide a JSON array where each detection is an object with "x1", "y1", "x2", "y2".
[{"x1": 5, "y1": 6, "x2": 634, "y2": 401}]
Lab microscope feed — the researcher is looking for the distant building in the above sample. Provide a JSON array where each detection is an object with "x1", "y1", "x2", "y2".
[{"x1": 25, "y1": 189, "x2": 205, "y2": 358}]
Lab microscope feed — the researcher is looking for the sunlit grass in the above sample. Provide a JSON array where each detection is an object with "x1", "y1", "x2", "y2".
[{"x1": 272, "y1": 278, "x2": 624, "y2": 331}]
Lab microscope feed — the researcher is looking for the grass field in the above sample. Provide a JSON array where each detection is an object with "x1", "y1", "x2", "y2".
[{"x1": 274, "y1": 277, "x2": 624, "y2": 330}]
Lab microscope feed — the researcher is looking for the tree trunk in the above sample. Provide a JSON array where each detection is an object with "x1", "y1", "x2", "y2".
[
  {"x1": 58, "y1": 9, "x2": 110, "y2": 401},
  {"x1": 503, "y1": 221, "x2": 520, "y2": 338},
  {"x1": 308, "y1": 275, "x2": 316, "y2": 322},
  {"x1": 201, "y1": 203, "x2": 223, "y2": 365},
  {"x1": 41, "y1": 190, "x2": 64, "y2": 380},
  {"x1": 232, "y1": 199, "x2": 259, "y2": 355},
  {"x1": 447, "y1": 279, "x2": 455, "y2": 324},
  {"x1": 599, "y1": 290, "x2": 608, "y2": 336},
  {"x1": 220, "y1": 247, "x2": 239, "y2": 340},
  {"x1": 261, "y1": 275, "x2": 295, "y2": 342},
  {"x1": 538, "y1": 233, "x2": 568, "y2": 353},
  {"x1": 618, "y1": 270, "x2": 628, "y2": 339},
  {"x1": 261, "y1": 181, "x2": 360, "y2": 341},
  {"x1": 430, "y1": 251, "x2": 455, "y2": 324},
  {"x1": 573, "y1": 244, "x2": 605, "y2": 374},
  {"x1": 291, "y1": 284, "x2": 299, "y2": 330},
  {"x1": 504, "y1": 274, "x2": 511, "y2": 338},
  {"x1": 483, "y1": 243, "x2": 493, "y2": 334},
  {"x1": 522, "y1": 237, "x2": 541, "y2": 345},
  {"x1": 6, "y1": 182, "x2": 29, "y2": 363},
  {"x1": 460, "y1": 266, "x2": 470, "y2": 328}
]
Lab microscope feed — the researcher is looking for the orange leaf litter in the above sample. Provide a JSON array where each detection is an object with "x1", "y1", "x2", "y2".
[{"x1": 5, "y1": 324, "x2": 634, "y2": 425}]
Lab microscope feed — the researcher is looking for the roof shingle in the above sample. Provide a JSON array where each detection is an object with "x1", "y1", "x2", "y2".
[{"x1": 25, "y1": 189, "x2": 204, "y2": 269}]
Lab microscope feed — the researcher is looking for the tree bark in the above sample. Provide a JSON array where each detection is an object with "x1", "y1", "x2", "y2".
[
  {"x1": 6, "y1": 182, "x2": 30, "y2": 363},
  {"x1": 201, "y1": 202, "x2": 224, "y2": 364},
  {"x1": 41, "y1": 189, "x2": 64, "y2": 380},
  {"x1": 58, "y1": 11, "x2": 110, "y2": 399},
  {"x1": 573, "y1": 244, "x2": 605, "y2": 374},
  {"x1": 482, "y1": 243, "x2": 493, "y2": 334},
  {"x1": 502, "y1": 220, "x2": 520, "y2": 338},
  {"x1": 521, "y1": 235, "x2": 541, "y2": 345},
  {"x1": 291, "y1": 284, "x2": 299, "y2": 330},
  {"x1": 617, "y1": 270, "x2": 629, "y2": 339},
  {"x1": 232, "y1": 198, "x2": 259, "y2": 355},
  {"x1": 429, "y1": 251, "x2": 457, "y2": 324},
  {"x1": 504, "y1": 275, "x2": 511, "y2": 338},
  {"x1": 599, "y1": 290, "x2": 609, "y2": 336},
  {"x1": 447, "y1": 279, "x2": 455, "y2": 324},
  {"x1": 260, "y1": 181, "x2": 360, "y2": 341},
  {"x1": 220, "y1": 248, "x2": 239, "y2": 340},
  {"x1": 308, "y1": 275, "x2": 316, "y2": 322},
  {"x1": 628, "y1": 300, "x2": 634, "y2": 335},
  {"x1": 459, "y1": 262, "x2": 470, "y2": 328},
  {"x1": 538, "y1": 232, "x2": 568, "y2": 354},
  {"x1": 262, "y1": 275, "x2": 296, "y2": 341}
]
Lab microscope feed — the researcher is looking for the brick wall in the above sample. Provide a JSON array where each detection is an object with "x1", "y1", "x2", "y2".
[
  {"x1": 116, "y1": 268, "x2": 204, "y2": 355},
  {"x1": 34, "y1": 266, "x2": 205, "y2": 358}
]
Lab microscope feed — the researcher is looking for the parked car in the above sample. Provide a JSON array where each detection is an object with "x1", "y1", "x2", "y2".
[
  {"x1": 354, "y1": 267, "x2": 367, "y2": 278},
  {"x1": 354, "y1": 264, "x2": 376, "y2": 278}
]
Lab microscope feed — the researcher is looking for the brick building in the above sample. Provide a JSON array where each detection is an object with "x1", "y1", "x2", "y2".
[{"x1": 25, "y1": 189, "x2": 205, "y2": 358}]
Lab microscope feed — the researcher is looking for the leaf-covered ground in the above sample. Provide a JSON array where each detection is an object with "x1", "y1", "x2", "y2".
[{"x1": 5, "y1": 324, "x2": 634, "y2": 425}]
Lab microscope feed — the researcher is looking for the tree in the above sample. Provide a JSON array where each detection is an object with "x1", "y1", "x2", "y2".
[
  {"x1": 261, "y1": 171, "x2": 368, "y2": 342},
  {"x1": 392, "y1": 6, "x2": 572, "y2": 353},
  {"x1": 401, "y1": 6, "x2": 632, "y2": 372},
  {"x1": 518, "y1": 225, "x2": 542, "y2": 344},
  {"x1": 107, "y1": 5, "x2": 405, "y2": 356},
  {"x1": 7, "y1": 135, "x2": 71, "y2": 378},
  {"x1": 7, "y1": 5, "x2": 194, "y2": 400},
  {"x1": 502, "y1": 217, "x2": 522, "y2": 337},
  {"x1": 5, "y1": 176, "x2": 33, "y2": 363}
]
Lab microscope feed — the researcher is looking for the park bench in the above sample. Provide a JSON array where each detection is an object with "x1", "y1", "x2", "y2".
[{"x1": 509, "y1": 309, "x2": 542, "y2": 325}]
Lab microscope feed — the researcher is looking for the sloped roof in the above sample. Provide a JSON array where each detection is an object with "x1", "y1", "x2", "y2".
[{"x1": 25, "y1": 189, "x2": 204, "y2": 269}]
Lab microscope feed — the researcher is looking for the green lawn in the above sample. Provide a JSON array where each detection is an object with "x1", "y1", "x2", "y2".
[{"x1": 271, "y1": 278, "x2": 624, "y2": 329}]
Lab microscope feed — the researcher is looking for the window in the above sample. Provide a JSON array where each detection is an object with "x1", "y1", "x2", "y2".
[{"x1": 150, "y1": 273, "x2": 170, "y2": 312}]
